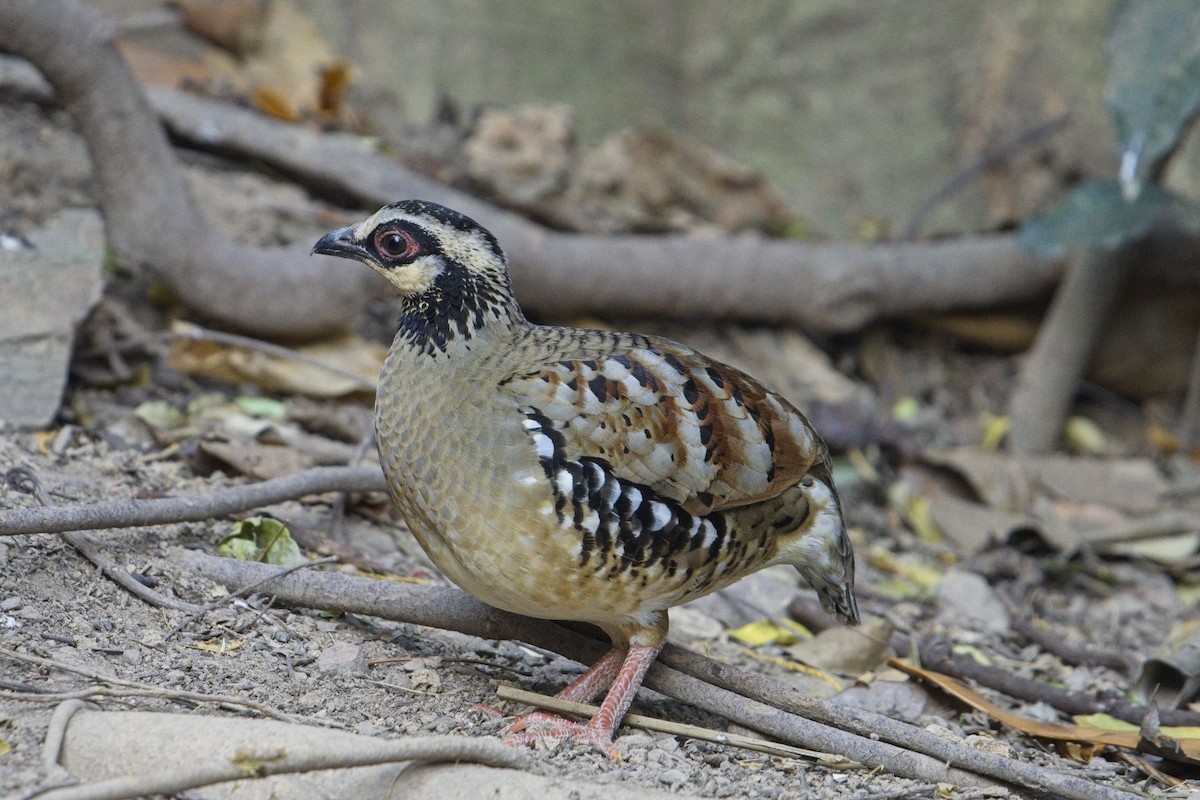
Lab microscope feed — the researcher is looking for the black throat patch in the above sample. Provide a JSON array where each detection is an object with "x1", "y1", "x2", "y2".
[{"x1": 396, "y1": 259, "x2": 508, "y2": 356}]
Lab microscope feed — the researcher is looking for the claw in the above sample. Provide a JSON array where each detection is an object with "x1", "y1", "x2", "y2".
[{"x1": 505, "y1": 715, "x2": 621, "y2": 760}]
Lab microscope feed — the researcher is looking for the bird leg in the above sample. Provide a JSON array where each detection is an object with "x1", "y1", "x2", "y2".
[
  {"x1": 505, "y1": 646, "x2": 626, "y2": 732},
  {"x1": 506, "y1": 642, "x2": 664, "y2": 759}
]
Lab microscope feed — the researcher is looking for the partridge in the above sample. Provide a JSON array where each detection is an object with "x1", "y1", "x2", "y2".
[{"x1": 312, "y1": 200, "x2": 859, "y2": 756}]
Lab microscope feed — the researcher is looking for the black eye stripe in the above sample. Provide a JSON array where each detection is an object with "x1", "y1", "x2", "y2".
[{"x1": 369, "y1": 221, "x2": 443, "y2": 265}]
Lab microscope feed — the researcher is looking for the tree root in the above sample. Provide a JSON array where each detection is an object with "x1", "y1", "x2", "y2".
[{"x1": 0, "y1": 0, "x2": 381, "y2": 340}]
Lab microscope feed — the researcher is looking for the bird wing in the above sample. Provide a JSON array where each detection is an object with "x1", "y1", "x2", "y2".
[{"x1": 499, "y1": 333, "x2": 827, "y2": 515}]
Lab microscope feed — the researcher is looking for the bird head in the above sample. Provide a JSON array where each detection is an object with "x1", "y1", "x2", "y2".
[
  {"x1": 311, "y1": 200, "x2": 510, "y2": 299},
  {"x1": 313, "y1": 201, "x2": 523, "y2": 352}
]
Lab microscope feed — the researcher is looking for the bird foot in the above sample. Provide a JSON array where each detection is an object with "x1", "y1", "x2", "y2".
[{"x1": 505, "y1": 714, "x2": 620, "y2": 760}]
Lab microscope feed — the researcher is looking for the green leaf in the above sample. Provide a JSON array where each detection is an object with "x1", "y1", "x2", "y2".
[
  {"x1": 133, "y1": 399, "x2": 185, "y2": 430},
  {"x1": 1018, "y1": 179, "x2": 1200, "y2": 259},
  {"x1": 1106, "y1": 0, "x2": 1200, "y2": 195},
  {"x1": 217, "y1": 516, "x2": 305, "y2": 566},
  {"x1": 235, "y1": 396, "x2": 287, "y2": 421}
]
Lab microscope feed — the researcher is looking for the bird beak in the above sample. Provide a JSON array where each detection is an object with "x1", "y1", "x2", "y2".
[{"x1": 311, "y1": 226, "x2": 369, "y2": 261}]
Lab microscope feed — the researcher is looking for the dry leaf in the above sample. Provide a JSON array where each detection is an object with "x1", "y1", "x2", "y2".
[
  {"x1": 890, "y1": 658, "x2": 1200, "y2": 765},
  {"x1": 196, "y1": 638, "x2": 245, "y2": 654},
  {"x1": 318, "y1": 61, "x2": 354, "y2": 117},
  {"x1": 168, "y1": 321, "x2": 382, "y2": 397},
  {"x1": 787, "y1": 617, "x2": 893, "y2": 675},
  {"x1": 924, "y1": 448, "x2": 1166, "y2": 515},
  {"x1": 199, "y1": 437, "x2": 313, "y2": 480}
]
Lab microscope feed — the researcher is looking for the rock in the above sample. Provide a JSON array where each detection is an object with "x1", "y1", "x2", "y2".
[
  {"x1": 657, "y1": 768, "x2": 689, "y2": 787},
  {"x1": 1, "y1": 596, "x2": 22, "y2": 612},
  {"x1": 314, "y1": 641, "x2": 367, "y2": 675},
  {"x1": 935, "y1": 569, "x2": 1010, "y2": 633},
  {"x1": 0, "y1": 209, "x2": 104, "y2": 428}
]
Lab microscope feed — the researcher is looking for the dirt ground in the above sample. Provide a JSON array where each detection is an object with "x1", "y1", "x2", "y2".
[{"x1": 1, "y1": 91, "x2": 1198, "y2": 800}]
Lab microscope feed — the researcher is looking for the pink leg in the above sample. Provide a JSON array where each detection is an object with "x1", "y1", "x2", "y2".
[
  {"x1": 505, "y1": 647, "x2": 626, "y2": 733},
  {"x1": 507, "y1": 642, "x2": 665, "y2": 759},
  {"x1": 553, "y1": 647, "x2": 627, "y2": 702}
]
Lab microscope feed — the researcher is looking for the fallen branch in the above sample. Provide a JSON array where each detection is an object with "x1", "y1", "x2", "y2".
[
  {"x1": 0, "y1": 47, "x2": 1066, "y2": 336},
  {"x1": 147, "y1": 85, "x2": 1064, "y2": 334},
  {"x1": 183, "y1": 551, "x2": 1137, "y2": 799},
  {"x1": 1010, "y1": 615, "x2": 1136, "y2": 674},
  {"x1": 0, "y1": 465, "x2": 386, "y2": 537},
  {"x1": 1008, "y1": 243, "x2": 1138, "y2": 453}
]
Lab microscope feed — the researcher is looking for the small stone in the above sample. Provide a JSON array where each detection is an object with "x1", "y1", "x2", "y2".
[
  {"x1": 0, "y1": 596, "x2": 22, "y2": 612},
  {"x1": 409, "y1": 667, "x2": 441, "y2": 693},
  {"x1": 138, "y1": 629, "x2": 164, "y2": 648},
  {"x1": 314, "y1": 642, "x2": 367, "y2": 676},
  {"x1": 17, "y1": 606, "x2": 43, "y2": 621},
  {"x1": 657, "y1": 768, "x2": 688, "y2": 787},
  {"x1": 654, "y1": 734, "x2": 680, "y2": 752},
  {"x1": 616, "y1": 733, "x2": 654, "y2": 751}
]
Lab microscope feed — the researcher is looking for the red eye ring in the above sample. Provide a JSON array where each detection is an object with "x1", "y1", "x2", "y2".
[{"x1": 373, "y1": 228, "x2": 419, "y2": 261}]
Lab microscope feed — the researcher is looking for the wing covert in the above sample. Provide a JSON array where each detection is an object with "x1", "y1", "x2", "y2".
[{"x1": 500, "y1": 336, "x2": 825, "y2": 515}]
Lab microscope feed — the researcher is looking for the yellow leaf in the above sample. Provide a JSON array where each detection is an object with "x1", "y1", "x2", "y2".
[
  {"x1": 1064, "y1": 416, "x2": 1106, "y2": 455},
  {"x1": 729, "y1": 619, "x2": 805, "y2": 647},
  {"x1": 950, "y1": 644, "x2": 993, "y2": 666},
  {"x1": 892, "y1": 397, "x2": 920, "y2": 422},
  {"x1": 903, "y1": 495, "x2": 943, "y2": 543},
  {"x1": 1074, "y1": 713, "x2": 1200, "y2": 740},
  {"x1": 0, "y1": 737, "x2": 10, "y2": 756},
  {"x1": 1146, "y1": 421, "x2": 1180, "y2": 453},
  {"x1": 979, "y1": 412, "x2": 1010, "y2": 451},
  {"x1": 745, "y1": 650, "x2": 844, "y2": 692}
]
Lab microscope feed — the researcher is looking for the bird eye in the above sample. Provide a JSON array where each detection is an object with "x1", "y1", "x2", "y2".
[{"x1": 373, "y1": 228, "x2": 419, "y2": 261}]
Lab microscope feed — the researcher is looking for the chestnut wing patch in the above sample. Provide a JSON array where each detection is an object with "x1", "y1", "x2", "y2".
[{"x1": 500, "y1": 338, "x2": 823, "y2": 515}]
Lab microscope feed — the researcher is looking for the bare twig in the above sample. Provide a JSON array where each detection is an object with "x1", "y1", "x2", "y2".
[
  {"x1": 1008, "y1": 243, "x2": 1139, "y2": 453},
  {"x1": 182, "y1": 551, "x2": 1139, "y2": 799},
  {"x1": 0, "y1": 465, "x2": 386, "y2": 537},
  {"x1": 29, "y1": 734, "x2": 527, "y2": 800},
  {"x1": 495, "y1": 683, "x2": 856, "y2": 767},
  {"x1": 918, "y1": 638, "x2": 1200, "y2": 728},
  {"x1": 0, "y1": 647, "x2": 304, "y2": 724},
  {"x1": 903, "y1": 114, "x2": 1072, "y2": 241},
  {"x1": 6, "y1": 467, "x2": 205, "y2": 613},
  {"x1": 163, "y1": 554, "x2": 340, "y2": 640},
  {"x1": 62, "y1": 531, "x2": 204, "y2": 613},
  {"x1": 1009, "y1": 615, "x2": 1135, "y2": 674}
]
